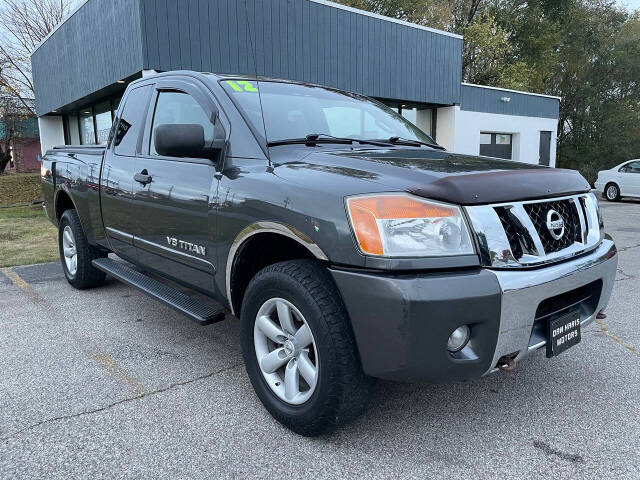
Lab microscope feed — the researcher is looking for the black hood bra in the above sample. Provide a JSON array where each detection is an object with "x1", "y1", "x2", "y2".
[{"x1": 295, "y1": 147, "x2": 591, "y2": 205}]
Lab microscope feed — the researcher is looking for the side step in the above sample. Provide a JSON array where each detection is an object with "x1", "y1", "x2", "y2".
[{"x1": 92, "y1": 258, "x2": 226, "y2": 325}]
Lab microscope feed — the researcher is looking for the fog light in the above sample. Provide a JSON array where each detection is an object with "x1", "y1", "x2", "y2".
[{"x1": 447, "y1": 325, "x2": 470, "y2": 352}]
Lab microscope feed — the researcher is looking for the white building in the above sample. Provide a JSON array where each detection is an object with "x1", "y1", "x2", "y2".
[{"x1": 436, "y1": 84, "x2": 559, "y2": 166}]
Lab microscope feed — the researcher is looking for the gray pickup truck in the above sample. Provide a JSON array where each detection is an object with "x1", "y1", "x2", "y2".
[{"x1": 41, "y1": 71, "x2": 618, "y2": 435}]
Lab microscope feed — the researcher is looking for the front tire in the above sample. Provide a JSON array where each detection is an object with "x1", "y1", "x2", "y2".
[
  {"x1": 604, "y1": 183, "x2": 620, "y2": 201},
  {"x1": 240, "y1": 260, "x2": 374, "y2": 436},
  {"x1": 58, "y1": 209, "x2": 106, "y2": 289}
]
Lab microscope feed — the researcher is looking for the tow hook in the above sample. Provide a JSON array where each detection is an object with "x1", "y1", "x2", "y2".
[{"x1": 497, "y1": 356, "x2": 517, "y2": 372}]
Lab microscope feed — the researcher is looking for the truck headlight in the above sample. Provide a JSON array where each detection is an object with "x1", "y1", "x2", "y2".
[{"x1": 346, "y1": 193, "x2": 474, "y2": 257}]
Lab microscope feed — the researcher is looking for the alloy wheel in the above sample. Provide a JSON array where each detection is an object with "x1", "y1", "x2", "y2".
[
  {"x1": 254, "y1": 298, "x2": 319, "y2": 405},
  {"x1": 62, "y1": 225, "x2": 77, "y2": 276}
]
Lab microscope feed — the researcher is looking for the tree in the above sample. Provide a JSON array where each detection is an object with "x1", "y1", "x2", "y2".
[
  {"x1": 462, "y1": 14, "x2": 535, "y2": 89},
  {"x1": 493, "y1": 0, "x2": 640, "y2": 182},
  {"x1": 0, "y1": 0, "x2": 73, "y2": 116},
  {"x1": 336, "y1": 0, "x2": 484, "y2": 32}
]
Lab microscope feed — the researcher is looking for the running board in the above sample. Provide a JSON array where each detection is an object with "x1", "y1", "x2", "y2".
[{"x1": 92, "y1": 257, "x2": 226, "y2": 325}]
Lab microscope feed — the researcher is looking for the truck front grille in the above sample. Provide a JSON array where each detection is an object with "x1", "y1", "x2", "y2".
[
  {"x1": 523, "y1": 199, "x2": 582, "y2": 253},
  {"x1": 465, "y1": 193, "x2": 602, "y2": 268},
  {"x1": 495, "y1": 207, "x2": 523, "y2": 259}
]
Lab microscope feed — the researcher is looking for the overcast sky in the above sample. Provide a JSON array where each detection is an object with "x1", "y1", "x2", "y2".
[{"x1": 618, "y1": 0, "x2": 640, "y2": 11}]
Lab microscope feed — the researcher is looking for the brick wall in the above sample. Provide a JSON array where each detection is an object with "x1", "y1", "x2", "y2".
[{"x1": 7, "y1": 138, "x2": 41, "y2": 173}]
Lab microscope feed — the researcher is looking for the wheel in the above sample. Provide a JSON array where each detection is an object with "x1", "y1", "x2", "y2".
[
  {"x1": 604, "y1": 183, "x2": 620, "y2": 201},
  {"x1": 240, "y1": 260, "x2": 374, "y2": 436},
  {"x1": 58, "y1": 209, "x2": 106, "y2": 289}
]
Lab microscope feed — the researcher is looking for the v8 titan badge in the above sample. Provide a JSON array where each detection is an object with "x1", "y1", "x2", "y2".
[{"x1": 546, "y1": 311, "x2": 581, "y2": 357}]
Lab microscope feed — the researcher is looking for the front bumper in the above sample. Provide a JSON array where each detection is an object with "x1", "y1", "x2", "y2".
[{"x1": 330, "y1": 237, "x2": 618, "y2": 382}]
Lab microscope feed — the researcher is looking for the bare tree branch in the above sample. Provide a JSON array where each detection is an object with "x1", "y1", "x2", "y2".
[{"x1": 0, "y1": 0, "x2": 73, "y2": 114}]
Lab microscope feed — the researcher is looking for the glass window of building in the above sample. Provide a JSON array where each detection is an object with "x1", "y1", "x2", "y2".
[
  {"x1": 480, "y1": 133, "x2": 492, "y2": 144},
  {"x1": 66, "y1": 114, "x2": 80, "y2": 144},
  {"x1": 479, "y1": 132, "x2": 513, "y2": 159},
  {"x1": 79, "y1": 109, "x2": 95, "y2": 144},
  {"x1": 94, "y1": 101, "x2": 112, "y2": 144}
]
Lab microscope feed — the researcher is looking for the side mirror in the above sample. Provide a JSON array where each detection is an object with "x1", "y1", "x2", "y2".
[
  {"x1": 154, "y1": 123, "x2": 225, "y2": 160},
  {"x1": 154, "y1": 124, "x2": 206, "y2": 158}
]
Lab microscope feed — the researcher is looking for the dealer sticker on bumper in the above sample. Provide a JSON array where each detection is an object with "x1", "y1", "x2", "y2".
[{"x1": 546, "y1": 311, "x2": 581, "y2": 358}]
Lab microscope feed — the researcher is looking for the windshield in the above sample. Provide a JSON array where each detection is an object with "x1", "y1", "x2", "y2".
[{"x1": 221, "y1": 79, "x2": 437, "y2": 146}]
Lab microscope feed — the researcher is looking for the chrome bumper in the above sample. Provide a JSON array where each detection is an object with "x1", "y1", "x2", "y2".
[{"x1": 485, "y1": 237, "x2": 618, "y2": 373}]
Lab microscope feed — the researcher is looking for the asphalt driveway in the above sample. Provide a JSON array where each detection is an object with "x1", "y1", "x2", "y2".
[{"x1": 1, "y1": 199, "x2": 639, "y2": 479}]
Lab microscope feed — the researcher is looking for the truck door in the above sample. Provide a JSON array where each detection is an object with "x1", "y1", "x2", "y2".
[
  {"x1": 101, "y1": 84, "x2": 153, "y2": 261},
  {"x1": 131, "y1": 78, "x2": 224, "y2": 295}
]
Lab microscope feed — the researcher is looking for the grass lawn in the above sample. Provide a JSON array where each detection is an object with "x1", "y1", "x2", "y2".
[
  {"x1": 0, "y1": 205, "x2": 59, "y2": 267},
  {"x1": 0, "y1": 173, "x2": 43, "y2": 206}
]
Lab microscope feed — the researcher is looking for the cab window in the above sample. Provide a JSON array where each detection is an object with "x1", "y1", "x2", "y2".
[
  {"x1": 113, "y1": 85, "x2": 152, "y2": 156},
  {"x1": 149, "y1": 91, "x2": 213, "y2": 156}
]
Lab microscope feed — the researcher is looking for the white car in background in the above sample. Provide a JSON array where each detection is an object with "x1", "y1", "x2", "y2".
[{"x1": 595, "y1": 160, "x2": 640, "y2": 201}]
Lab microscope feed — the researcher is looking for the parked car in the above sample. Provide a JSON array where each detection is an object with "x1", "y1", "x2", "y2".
[
  {"x1": 595, "y1": 160, "x2": 640, "y2": 201},
  {"x1": 41, "y1": 71, "x2": 618, "y2": 436}
]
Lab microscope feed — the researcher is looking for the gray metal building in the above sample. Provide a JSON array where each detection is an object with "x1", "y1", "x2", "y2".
[{"x1": 31, "y1": 0, "x2": 560, "y2": 166}]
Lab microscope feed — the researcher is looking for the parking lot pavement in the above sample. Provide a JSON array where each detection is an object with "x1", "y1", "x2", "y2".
[{"x1": 1, "y1": 200, "x2": 639, "y2": 480}]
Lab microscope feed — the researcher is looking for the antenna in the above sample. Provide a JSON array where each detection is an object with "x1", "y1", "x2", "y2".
[{"x1": 243, "y1": 0, "x2": 270, "y2": 163}]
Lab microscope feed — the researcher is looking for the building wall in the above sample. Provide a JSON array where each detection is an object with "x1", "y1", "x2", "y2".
[
  {"x1": 460, "y1": 84, "x2": 560, "y2": 119},
  {"x1": 31, "y1": 0, "x2": 463, "y2": 116},
  {"x1": 436, "y1": 106, "x2": 558, "y2": 166},
  {"x1": 435, "y1": 107, "x2": 457, "y2": 153},
  {"x1": 38, "y1": 116, "x2": 65, "y2": 154},
  {"x1": 140, "y1": 0, "x2": 462, "y2": 106},
  {"x1": 31, "y1": 0, "x2": 144, "y2": 116}
]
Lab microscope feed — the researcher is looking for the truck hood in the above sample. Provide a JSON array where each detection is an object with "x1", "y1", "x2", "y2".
[{"x1": 284, "y1": 147, "x2": 591, "y2": 205}]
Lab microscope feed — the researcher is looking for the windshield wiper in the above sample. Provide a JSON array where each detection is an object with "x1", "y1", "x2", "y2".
[
  {"x1": 267, "y1": 134, "x2": 392, "y2": 148},
  {"x1": 388, "y1": 136, "x2": 445, "y2": 150}
]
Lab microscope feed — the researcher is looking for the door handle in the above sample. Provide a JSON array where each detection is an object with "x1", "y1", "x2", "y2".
[{"x1": 134, "y1": 170, "x2": 152, "y2": 185}]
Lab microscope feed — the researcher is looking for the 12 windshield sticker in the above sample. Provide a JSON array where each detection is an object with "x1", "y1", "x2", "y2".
[{"x1": 225, "y1": 80, "x2": 258, "y2": 93}]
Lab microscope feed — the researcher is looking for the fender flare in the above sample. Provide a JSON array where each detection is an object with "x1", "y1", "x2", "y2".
[
  {"x1": 225, "y1": 221, "x2": 329, "y2": 315},
  {"x1": 53, "y1": 186, "x2": 78, "y2": 222},
  {"x1": 53, "y1": 186, "x2": 95, "y2": 245}
]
